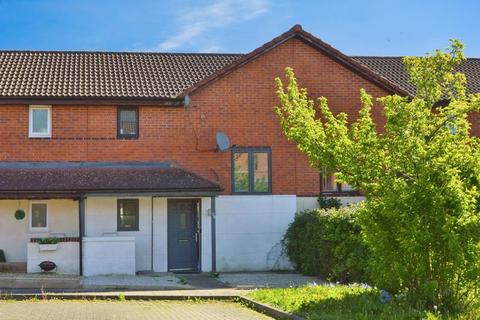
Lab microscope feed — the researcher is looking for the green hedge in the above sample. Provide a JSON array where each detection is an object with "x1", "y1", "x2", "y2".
[{"x1": 283, "y1": 205, "x2": 369, "y2": 283}]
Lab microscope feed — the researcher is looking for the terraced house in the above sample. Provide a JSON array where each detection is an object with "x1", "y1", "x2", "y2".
[{"x1": 0, "y1": 25, "x2": 479, "y2": 276}]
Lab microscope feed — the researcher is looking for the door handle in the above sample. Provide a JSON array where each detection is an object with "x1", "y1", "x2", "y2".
[{"x1": 195, "y1": 232, "x2": 199, "y2": 243}]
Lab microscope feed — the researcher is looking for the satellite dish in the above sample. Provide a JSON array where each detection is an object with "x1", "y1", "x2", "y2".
[{"x1": 216, "y1": 132, "x2": 230, "y2": 151}]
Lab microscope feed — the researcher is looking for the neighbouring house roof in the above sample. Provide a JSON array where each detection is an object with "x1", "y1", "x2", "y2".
[
  {"x1": 0, "y1": 25, "x2": 478, "y2": 103},
  {"x1": 353, "y1": 56, "x2": 480, "y2": 96},
  {"x1": 0, "y1": 162, "x2": 222, "y2": 199},
  {"x1": 0, "y1": 51, "x2": 241, "y2": 103}
]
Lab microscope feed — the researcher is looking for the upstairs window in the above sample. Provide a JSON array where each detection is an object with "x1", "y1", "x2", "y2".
[
  {"x1": 29, "y1": 105, "x2": 52, "y2": 138},
  {"x1": 117, "y1": 107, "x2": 139, "y2": 139},
  {"x1": 321, "y1": 171, "x2": 355, "y2": 194},
  {"x1": 232, "y1": 148, "x2": 271, "y2": 194}
]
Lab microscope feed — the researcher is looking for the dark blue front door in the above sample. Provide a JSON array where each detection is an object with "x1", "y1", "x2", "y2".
[{"x1": 167, "y1": 199, "x2": 199, "y2": 271}]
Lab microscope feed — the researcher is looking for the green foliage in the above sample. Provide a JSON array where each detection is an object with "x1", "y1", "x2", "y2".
[
  {"x1": 248, "y1": 285, "x2": 479, "y2": 320},
  {"x1": 283, "y1": 205, "x2": 369, "y2": 283},
  {"x1": 37, "y1": 237, "x2": 60, "y2": 245},
  {"x1": 0, "y1": 249, "x2": 5, "y2": 263},
  {"x1": 318, "y1": 196, "x2": 342, "y2": 209},
  {"x1": 275, "y1": 40, "x2": 480, "y2": 312}
]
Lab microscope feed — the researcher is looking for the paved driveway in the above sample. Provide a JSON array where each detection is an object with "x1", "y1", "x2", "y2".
[{"x1": 0, "y1": 300, "x2": 272, "y2": 320}]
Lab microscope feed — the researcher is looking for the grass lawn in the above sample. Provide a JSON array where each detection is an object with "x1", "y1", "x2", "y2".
[{"x1": 247, "y1": 285, "x2": 479, "y2": 320}]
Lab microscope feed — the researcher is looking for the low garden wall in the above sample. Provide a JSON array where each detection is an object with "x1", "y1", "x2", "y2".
[
  {"x1": 27, "y1": 238, "x2": 80, "y2": 274},
  {"x1": 82, "y1": 237, "x2": 136, "y2": 276}
]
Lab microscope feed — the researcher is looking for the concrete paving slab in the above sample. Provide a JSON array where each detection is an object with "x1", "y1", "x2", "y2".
[
  {"x1": 218, "y1": 272, "x2": 321, "y2": 289},
  {"x1": 81, "y1": 274, "x2": 192, "y2": 290},
  {"x1": 0, "y1": 300, "x2": 273, "y2": 320}
]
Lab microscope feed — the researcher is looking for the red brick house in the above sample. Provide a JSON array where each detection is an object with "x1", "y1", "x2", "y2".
[{"x1": 0, "y1": 25, "x2": 478, "y2": 275}]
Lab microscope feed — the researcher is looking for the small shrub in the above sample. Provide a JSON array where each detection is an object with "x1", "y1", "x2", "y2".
[
  {"x1": 283, "y1": 204, "x2": 369, "y2": 283},
  {"x1": 318, "y1": 196, "x2": 342, "y2": 209},
  {"x1": 38, "y1": 237, "x2": 60, "y2": 245}
]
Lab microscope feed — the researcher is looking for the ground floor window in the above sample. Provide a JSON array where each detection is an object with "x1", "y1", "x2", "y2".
[
  {"x1": 30, "y1": 202, "x2": 48, "y2": 231},
  {"x1": 117, "y1": 199, "x2": 139, "y2": 231},
  {"x1": 321, "y1": 172, "x2": 356, "y2": 194}
]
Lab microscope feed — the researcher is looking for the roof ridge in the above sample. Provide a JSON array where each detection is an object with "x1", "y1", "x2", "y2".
[
  {"x1": 353, "y1": 55, "x2": 480, "y2": 60},
  {"x1": 0, "y1": 49, "x2": 244, "y2": 56}
]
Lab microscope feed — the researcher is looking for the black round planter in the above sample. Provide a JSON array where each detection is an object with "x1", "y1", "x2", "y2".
[{"x1": 39, "y1": 261, "x2": 57, "y2": 272}]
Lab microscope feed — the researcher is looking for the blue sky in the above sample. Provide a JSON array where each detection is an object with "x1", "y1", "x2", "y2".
[{"x1": 0, "y1": 0, "x2": 478, "y2": 56}]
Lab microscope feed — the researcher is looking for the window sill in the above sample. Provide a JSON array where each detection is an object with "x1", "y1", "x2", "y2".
[
  {"x1": 232, "y1": 192, "x2": 272, "y2": 195},
  {"x1": 29, "y1": 228, "x2": 49, "y2": 233}
]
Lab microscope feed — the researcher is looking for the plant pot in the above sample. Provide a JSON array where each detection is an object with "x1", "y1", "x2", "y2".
[
  {"x1": 38, "y1": 243, "x2": 58, "y2": 251},
  {"x1": 39, "y1": 261, "x2": 57, "y2": 272}
]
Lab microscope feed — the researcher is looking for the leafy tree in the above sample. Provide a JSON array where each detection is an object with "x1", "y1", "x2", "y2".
[{"x1": 275, "y1": 40, "x2": 480, "y2": 312}]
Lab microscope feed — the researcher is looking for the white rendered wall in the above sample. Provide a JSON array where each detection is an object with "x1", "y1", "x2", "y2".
[
  {"x1": 337, "y1": 196, "x2": 365, "y2": 206},
  {"x1": 27, "y1": 242, "x2": 79, "y2": 274},
  {"x1": 152, "y1": 198, "x2": 167, "y2": 272},
  {"x1": 296, "y1": 196, "x2": 320, "y2": 212},
  {"x1": 82, "y1": 237, "x2": 135, "y2": 276},
  {"x1": 0, "y1": 200, "x2": 79, "y2": 263},
  {"x1": 296, "y1": 196, "x2": 365, "y2": 211},
  {"x1": 85, "y1": 196, "x2": 212, "y2": 273},
  {"x1": 85, "y1": 197, "x2": 152, "y2": 272},
  {"x1": 215, "y1": 195, "x2": 296, "y2": 271},
  {"x1": 200, "y1": 197, "x2": 212, "y2": 272}
]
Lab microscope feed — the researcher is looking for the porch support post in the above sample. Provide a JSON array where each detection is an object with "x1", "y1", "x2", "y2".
[
  {"x1": 78, "y1": 195, "x2": 86, "y2": 276},
  {"x1": 211, "y1": 196, "x2": 217, "y2": 272}
]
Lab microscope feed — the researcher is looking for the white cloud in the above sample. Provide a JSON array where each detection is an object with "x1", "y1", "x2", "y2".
[{"x1": 158, "y1": 0, "x2": 269, "y2": 51}]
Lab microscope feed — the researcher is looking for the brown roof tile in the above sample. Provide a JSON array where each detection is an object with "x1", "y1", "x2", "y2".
[
  {"x1": 353, "y1": 56, "x2": 480, "y2": 96},
  {"x1": 0, "y1": 162, "x2": 222, "y2": 198},
  {"x1": 0, "y1": 51, "x2": 241, "y2": 100}
]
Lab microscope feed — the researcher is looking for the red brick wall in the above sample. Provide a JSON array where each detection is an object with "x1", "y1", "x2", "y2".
[{"x1": 0, "y1": 38, "x2": 392, "y2": 195}]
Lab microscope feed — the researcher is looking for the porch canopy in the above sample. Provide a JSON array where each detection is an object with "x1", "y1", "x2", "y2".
[{"x1": 0, "y1": 162, "x2": 222, "y2": 199}]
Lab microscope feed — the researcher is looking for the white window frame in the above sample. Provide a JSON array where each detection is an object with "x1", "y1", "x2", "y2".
[
  {"x1": 29, "y1": 201, "x2": 49, "y2": 232},
  {"x1": 29, "y1": 105, "x2": 52, "y2": 138}
]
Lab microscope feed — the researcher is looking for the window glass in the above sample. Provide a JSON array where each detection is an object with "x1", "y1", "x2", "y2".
[
  {"x1": 118, "y1": 199, "x2": 139, "y2": 231},
  {"x1": 233, "y1": 152, "x2": 250, "y2": 192},
  {"x1": 340, "y1": 182, "x2": 355, "y2": 192},
  {"x1": 253, "y1": 152, "x2": 269, "y2": 192},
  {"x1": 32, "y1": 109, "x2": 49, "y2": 134},
  {"x1": 322, "y1": 174, "x2": 338, "y2": 192},
  {"x1": 232, "y1": 149, "x2": 271, "y2": 193},
  {"x1": 29, "y1": 106, "x2": 51, "y2": 137},
  {"x1": 322, "y1": 172, "x2": 355, "y2": 193},
  {"x1": 31, "y1": 203, "x2": 47, "y2": 229},
  {"x1": 179, "y1": 213, "x2": 187, "y2": 229},
  {"x1": 118, "y1": 107, "x2": 138, "y2": 138}
]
